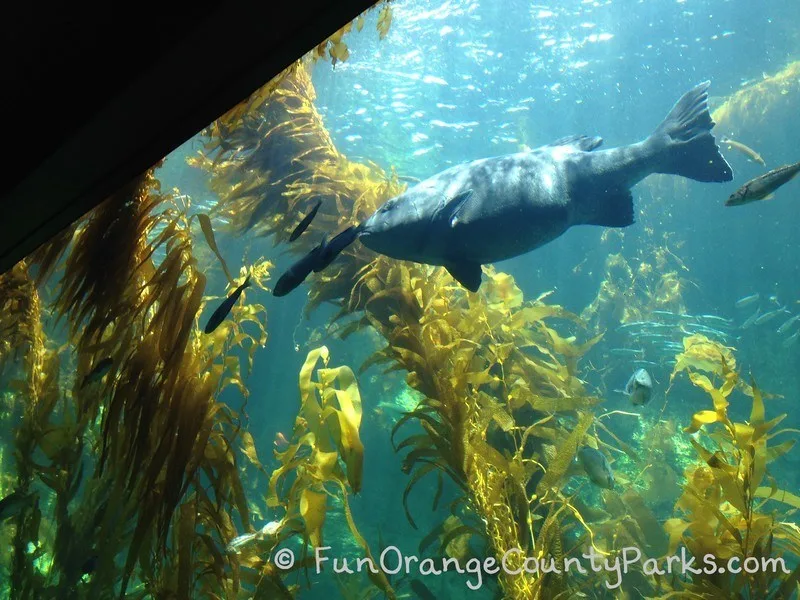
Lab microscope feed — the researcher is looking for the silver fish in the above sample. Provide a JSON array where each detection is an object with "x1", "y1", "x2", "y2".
[
  {"x1": 777, "y1": 314, "x2": 800, "y2": 335},
  {"x1": 741, "y1": 308, "x2": 761, "y2": 329},
  {"x1": 735, "y1": 293, "x2": 760, "y2": 308},
  {"x1": 783, "y1": 330, "x2": 800, "y2": 348},
  {"x1": 610, "y1": 348, "x2": 644, "y2": 356},
  {"x1": 226, "y1": 519, "x2": 284, "y2": 553},
  {"x1": 753, "y1": 307, "x2": 789, "y2": 327}
]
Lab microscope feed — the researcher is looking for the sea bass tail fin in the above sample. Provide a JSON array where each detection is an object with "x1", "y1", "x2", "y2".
[{"x1": 649, "y1": 81, "x2": 733, "y2": 182}]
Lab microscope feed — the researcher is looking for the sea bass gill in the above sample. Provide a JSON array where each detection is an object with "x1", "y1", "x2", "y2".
[{"x1": 273, "y1": 81, "x2": 732, "y2": 295}]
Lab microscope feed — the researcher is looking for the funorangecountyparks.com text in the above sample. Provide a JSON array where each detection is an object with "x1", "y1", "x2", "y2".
[{"x1": 271, "y1": 544, "x2": 791, "y2": 591}]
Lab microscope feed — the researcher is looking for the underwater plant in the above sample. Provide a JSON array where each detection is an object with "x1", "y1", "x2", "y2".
[
  {"x1": 188, "y1": 32, "x2": 624, "y2": 599},
  {"x1": 259, "y1": 346, "x2": 395, "y2": 599},
  {"x1": 661, "y1": 354, "x2": 800, "y2": 598},
  {"x1": 581, "y1": 241, "x2": 689, "y2": 332},
  {"x1": 0, "y1": 168, "x2": 280, "y2": 599}
]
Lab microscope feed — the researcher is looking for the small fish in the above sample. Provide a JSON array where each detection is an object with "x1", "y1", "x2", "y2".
[
  {"x1": 272, "y1": 243, "x2": 326, "y2": 297},
  {"x1": 638, "y1": 333, "x2": 669, "y2": 340},
  {"x1": 226, "y1": 519, "x2": 285, "y2": 553},
  {"x1": 720, "y1": 137, "x2": 766, "y2": 167},
  {"x1": 783, "y1": 330, "x2": 800, "y2": 348},
  {"x1": 735, "y1": 293, "x2": 760, "y2": 308},
  {"x1": 753, "y1": 307, "x2": 789, "y2": 327},
  {"x1": 203, "y1": 275, "x2": 251, "y2": 334},
  {"x1": 81, "y1": 357, "x2": 113, "y2": 388},
  {"x1": 659, "y1": 343, "x2": 685, "y2": 353},
  {"x1": 409, "y1": 579, "x2": 437, "y2": 600},
  {"x1": 651, "y1": 310, "x2": 680, "y2": 319},
  {"x1": 289, "y1": 199, "x2": 322, "y2": 242},
  {"x1": 726, "y1": 160, "x2": 800, "y2": 207},
  {"x1": 741, "y1": 307, "x2": 761, "y2": 329},
  {"x1": 777, "y1": 314, "x2": 800, "y2": 335},
  {"x1": 682, "y1": 324, "x2": 731, "y2": 339},
  {"x1": 0, "y1": 490, "x2": 35, "y2": 521},
  {"x1": 697, "y1": 314, "x2": 734, "y2": 326},
  {"x1": 313, "y1": 226, "x2": 360, "y2": 272},
  {"x1": 577, "y1": 447, "x2": 615, "y2": 489},
  {"x1": 609, "y1": 348, "x2": 644, "y2": 356},
  {"x1": 273, "y1": 227, "x2": 360, "y2": 297},
  {"x1": 623, "y1": 368, "x2": 653, "y2": 406}
]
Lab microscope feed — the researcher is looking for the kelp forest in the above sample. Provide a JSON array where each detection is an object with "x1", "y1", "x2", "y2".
[{"x1": 2, "y1": 2, "x2": 800, "y2": 599}]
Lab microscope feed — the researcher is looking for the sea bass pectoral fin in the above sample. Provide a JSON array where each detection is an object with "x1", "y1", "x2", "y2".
[
  {"x1": 650, "y1": 80, "x2": 733, "y2": 183},
  {"x1": 444, "y1": 260, "x2": 482, "y2": 292}
]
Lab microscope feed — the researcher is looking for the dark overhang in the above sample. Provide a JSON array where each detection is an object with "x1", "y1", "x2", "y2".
[{"x1": 0, "y1": 1, "x2": 378, "y2": 275}]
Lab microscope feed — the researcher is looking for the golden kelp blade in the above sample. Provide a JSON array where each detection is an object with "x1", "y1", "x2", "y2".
[
  {"x1": 197, "y1": 213, "x2": 234, "y2": 284},
  {"x1": 264, "y1": 346, "x2": 392, "y2": 598}
]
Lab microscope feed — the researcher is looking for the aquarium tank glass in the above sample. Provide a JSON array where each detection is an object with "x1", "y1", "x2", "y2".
[{"x1": 2, "y1": 0, "x2": 800, "y2": 598}]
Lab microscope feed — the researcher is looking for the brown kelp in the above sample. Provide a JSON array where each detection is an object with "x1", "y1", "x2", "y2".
[
  {"x1": 581, "y1": 241, "x2": 689, "y2": 331},
  {"x1": 256, "y1": 346, "x2": 394, "y2": 599},
  {"x1": 0, "y1": 168, "x2": 278, "y2": 598},
  {"x1": 185, "y1": 17, "x2": 800, "y2": 599},
  {"x1": 188, "y1": 34, "x2": 619, "y2": 599},
  {"x1": 712, "y1": 61, "x2": 800, "y2": 140},
  {"x1": 662, "y1": 356, "x2": 800, "y2": 598}
]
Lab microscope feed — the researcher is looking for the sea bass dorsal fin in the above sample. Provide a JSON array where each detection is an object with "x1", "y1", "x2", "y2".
[
  {"x1": 444, "y1": 190, "x2": 475, "y2": 227},
  {"x1": 548, "y1": 134, "x2": 604, "y2": 152},
  {"x1": 445, "y1": 260, "x2": 482, "y2": 292}
]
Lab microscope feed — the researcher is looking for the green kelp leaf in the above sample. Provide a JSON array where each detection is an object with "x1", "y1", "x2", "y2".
[
  {"x1": 530, "y1": 395, "x2": 602, "y2": 413},
  {"x1": 664, "y1": 518, "x2": 691, "y2": 555},
  {"x1": 419, "y1": 519, "x2": 447, "y2": 555},
  {"x1": 690, "y1": 439, "x2": 746, "y2": 513},
  {"x1": 432, "y1": 470, "x2": 444, "y2": 511},
  {"x1": 300, "y1": 488, "x2": 327, "y2": 547},
  {"x1": 197, "y1": 213, "x2": 234, "y2": 284},
  {"x1": 319, "y1": 364, "x2": 365, "y2": 493},
  {"x1": 755, "y1": 487, "x2": 800, "y2": 510},
  {"x1": 403, "y1": 462, "x2": 438, "y2": 529},
  {"x1": 535, "y1": 411, "x2": 594, "y2": 497},
  {"x1": 750, "y1": 377, "x2": 765, "y2": 424},
  {"x1": 766, "y1": 439, "x2": 796, "y2": 463},
  {"x1": 439, "y1": 524, "x2": 482, "y2": 556}
]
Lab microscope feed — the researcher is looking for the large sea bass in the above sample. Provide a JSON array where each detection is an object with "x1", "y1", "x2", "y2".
[{"x1": 273, "y1": 81, "x2": 732, "y2": 296}]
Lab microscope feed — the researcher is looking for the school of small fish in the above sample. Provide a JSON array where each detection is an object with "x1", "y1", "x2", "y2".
[{"x1": 735, "y1": 292, "x2": 799, "y2": 347}]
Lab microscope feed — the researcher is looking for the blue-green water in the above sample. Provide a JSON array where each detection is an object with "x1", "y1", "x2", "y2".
[{"x1": 4, "y1": 0, "x2": 800, "y2": 598}]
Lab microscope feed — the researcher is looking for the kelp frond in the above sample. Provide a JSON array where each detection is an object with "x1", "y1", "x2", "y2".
[
  {"x1": 262, "y1": 346, "x2": 395, "y2": 599},
  {"x1": 662, "y1": 360, "x2": 800, "y2": 598}
]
